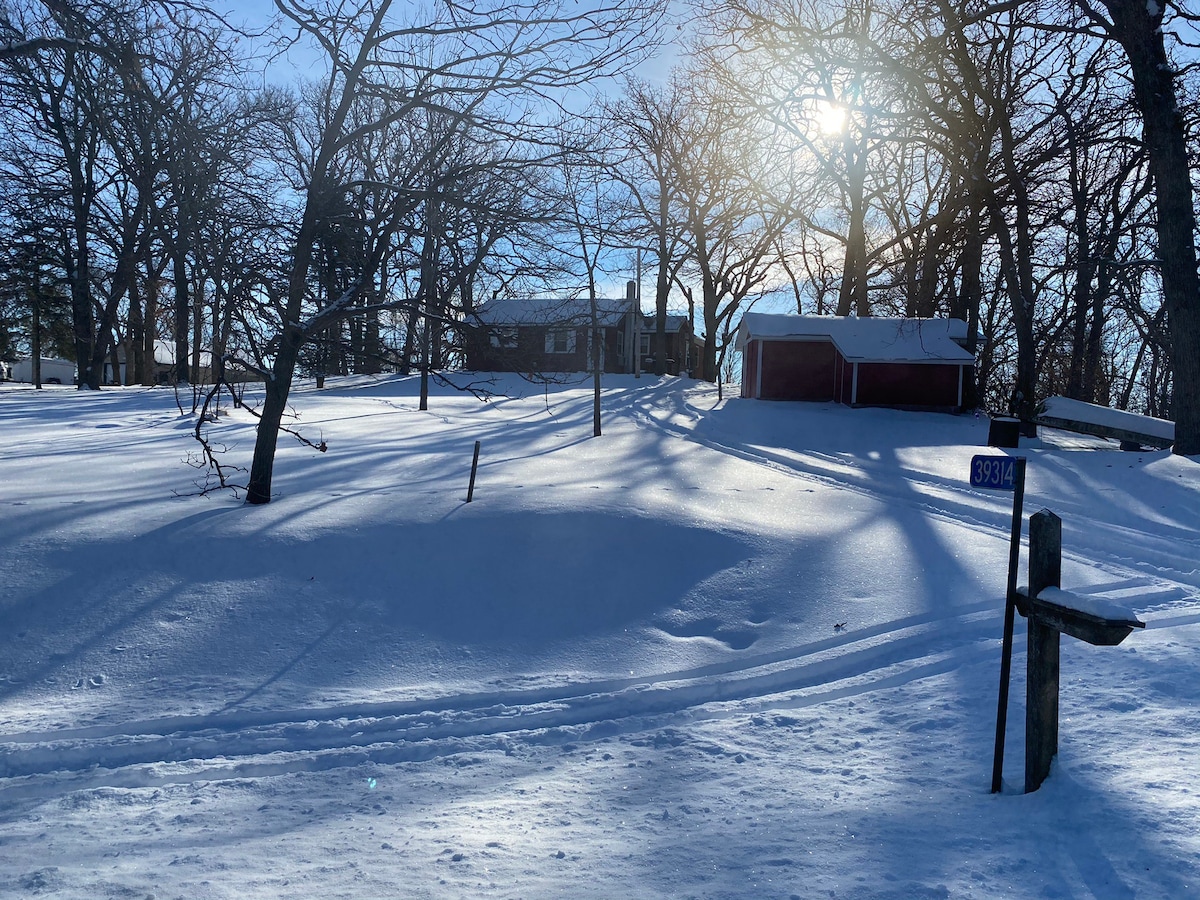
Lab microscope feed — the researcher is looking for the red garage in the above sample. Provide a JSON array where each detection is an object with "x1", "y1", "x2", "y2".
[{"x1": 736, "y1": 314, "x2": 974, "y2": 411}]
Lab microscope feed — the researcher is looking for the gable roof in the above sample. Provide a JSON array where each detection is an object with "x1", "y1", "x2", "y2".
[
  {"x1": 735, "y1": 313, "x2": 974, "y2": 364},
  {"x1": 639, "y1": 312, "x2": 690, "y2": 333},
  {"x1": 472, "y1": 297, "x2": 634, "y2": 329}
]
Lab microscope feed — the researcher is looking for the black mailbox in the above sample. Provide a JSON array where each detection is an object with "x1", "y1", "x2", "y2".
[{"x1": 988, "y1": 416, "x2": 1021, "y2": 448}]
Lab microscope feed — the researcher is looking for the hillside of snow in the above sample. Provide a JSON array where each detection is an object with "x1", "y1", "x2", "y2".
[{"x1": 1, "y1": 374, "x2": 1197, "y2": 899}]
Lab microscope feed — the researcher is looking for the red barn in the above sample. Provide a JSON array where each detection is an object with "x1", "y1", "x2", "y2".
[{"x1": 736, "y1": 314, "x2": 974, "y2": 411}]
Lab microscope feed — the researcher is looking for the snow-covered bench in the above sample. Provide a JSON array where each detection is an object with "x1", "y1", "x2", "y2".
[{"x1": 1035, "y1": 395, "x2": 1174, "y2": 450}]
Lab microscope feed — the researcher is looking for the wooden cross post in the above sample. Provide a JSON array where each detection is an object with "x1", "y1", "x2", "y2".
[
  {"x1": 1011, "y1": 509, "x2": 1145, "y2": 794},
  {"x1": 1025, "y1": 509, "x2": 1062, "y2": 793}
]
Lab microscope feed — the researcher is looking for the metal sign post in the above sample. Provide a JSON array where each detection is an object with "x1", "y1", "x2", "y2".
[{"x1": 972, "y1": 455, "x2": 1027, "y2": 793}]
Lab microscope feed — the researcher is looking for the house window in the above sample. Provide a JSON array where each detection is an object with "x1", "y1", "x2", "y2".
[
  {"x1": 545, "y1": 329, "x2": 576, "y2": 353},
  {"x1": 639, "y1": 333, "x2": 652, "y2": 357},
  {"x1": 490, "y1": 326, "x2": 517, "y2": 349}
]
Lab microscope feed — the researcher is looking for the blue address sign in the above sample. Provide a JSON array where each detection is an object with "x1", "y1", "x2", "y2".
[{"x1": 970, "y1": 455, "x2": 1018, "y2": 491}]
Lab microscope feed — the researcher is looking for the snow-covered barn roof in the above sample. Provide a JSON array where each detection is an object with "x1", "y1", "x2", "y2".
[
  {"x1": 735, "y1": 313, "x2": 974, "y2": 364},
  {"x1": 472, "y1": 298, "x2": 633, "y2": 329}
]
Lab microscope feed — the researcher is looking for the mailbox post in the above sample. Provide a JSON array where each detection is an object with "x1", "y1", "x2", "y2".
[
  {"x1": 1013, "y1": 509, "x2": 1146, "y2": 793},
  {"x1": 976, "y1": 455, "x2": 1026, "y2": 794},
  {"x1": 1022, "y1": 511, "x2": 1063, "y2": 793}
]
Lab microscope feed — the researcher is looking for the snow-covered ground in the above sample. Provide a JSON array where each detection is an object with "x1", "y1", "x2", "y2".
[{"x1": 1, "y1": 374, "x2": 1197, "y2": 899}]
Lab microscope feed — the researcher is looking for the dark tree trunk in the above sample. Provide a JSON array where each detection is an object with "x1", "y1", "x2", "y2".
[
  {"x1": 1099, "y1": 0, "x2": 1200, "y2": 454},
  {"x1": 953, "y1": 159, "x2": 988, "y2": 411},
  {"x1": 654, "y1": 189, "x2": 670, "y2": 376},
  {"x1": 837, "y1": 139, "x2": 870, "y2": 317},
  {"x1": 246, "y1": 325, "x2": 304, "y2": 505},
  {"x1": 173, "y1": 239, "x2": 189, "y2": 385}
]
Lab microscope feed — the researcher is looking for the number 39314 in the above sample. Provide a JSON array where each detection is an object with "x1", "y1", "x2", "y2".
[{"x1": 970, "y1": 455, "x2": 1017, "y2": 490}]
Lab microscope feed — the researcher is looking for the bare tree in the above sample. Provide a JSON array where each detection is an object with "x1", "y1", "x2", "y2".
[
  {"x1": 1072, "y1": 0, "x2": 1200, "y2": 453},
  {"x1": 666, "y1": 75, "x2": 794, "y2": 381},
  {"x1": 549, "y1": 118, "x2": 634, "y2": 435},
  {"x1": 611, "y1": 76, "x2": 693, "y2": 376},
  {"x1": 239, "y1": 0, "x2": 664, "y2": 504}
]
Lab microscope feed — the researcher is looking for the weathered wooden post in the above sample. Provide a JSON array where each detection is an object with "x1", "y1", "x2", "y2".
[
  {"x1": 1025, "y1": 510, "x2": 1062, "y2": 793},
  {"x1": 1011, "y1": 509, "x2": 1145, "y2": 793}
]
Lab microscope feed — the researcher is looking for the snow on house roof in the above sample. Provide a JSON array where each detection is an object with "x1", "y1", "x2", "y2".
[
  {"x1": 735, "y1": 313, "x2": 974, "y2": 363},
  {"x1": 639, "y1": 313, "x2": 689, "y2": 332},
  {"x1": 472, "y1": 297, "x2": 633, "y2": 329}
]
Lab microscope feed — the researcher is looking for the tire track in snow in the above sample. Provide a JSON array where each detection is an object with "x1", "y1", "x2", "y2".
[
  {"x1": 2, "y1": 601, "x2": 1197, "y2": 793},
  {"x1": 0, "y1": 619, "x2": 993, "y2": 792},
  {"x1": 0, "y1": 607, "x2": 993, "y2": 753},
  {"x1": 1, "y1": 598, "x2": 1002, "y2": 747},
  {"x1": 1, "y1": 605, "x2": 999, "y2": 771}
]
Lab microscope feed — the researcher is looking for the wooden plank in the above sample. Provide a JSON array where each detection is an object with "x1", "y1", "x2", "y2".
[{"x1": 1015, "y1": 590, "x2": 1141, "y2": 645}]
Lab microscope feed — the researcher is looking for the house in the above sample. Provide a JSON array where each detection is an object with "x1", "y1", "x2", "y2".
[
  {"x1": 10, "y1": 356, "x2": 77, "y2": 385},
  {"x1": 635, "y1": 312, "x2": 694, "y2": 376},
  {"x1": 464, "y1": 296, "x2": 635, "y2": 374},
  {"x1": 102, "y1": 341, "x2": 215, "y2": 385},
  {"x1": 464, "y1": 286, "x2": 695, "y2": 376},
  {"x1": 735, "y1": 314, "x2": 975, "y2": 411}
]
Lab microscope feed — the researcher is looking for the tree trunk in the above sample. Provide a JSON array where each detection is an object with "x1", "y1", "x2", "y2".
[
  {"x1": 246, "y1": 325, "x2": 303, "y2": 505},
  {"x1": 654, "y1": 190, "x2": 670, "y2": 376},
  {"x1": 1100, "y1": 0, "x2": 1200, "y2": 454},
  {"x1": 837, "y1": 140, "x2": 870, "y2": 317},
  {"x1": 954, "y1": 164, "x2": 987, "y2": 411},
  {"x1": 173, "y1": 229, "x2": 190, "y2": 386}
]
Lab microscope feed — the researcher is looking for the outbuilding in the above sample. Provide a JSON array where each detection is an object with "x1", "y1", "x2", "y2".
[{"x1": 735, "y1": 313, "x2": 974, "y2": 411}]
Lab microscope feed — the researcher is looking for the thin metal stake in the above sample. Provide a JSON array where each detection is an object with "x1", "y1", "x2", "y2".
[
  {"x1": 466, "y1": 440, "x2": 481, "y2": 502},
  {"x1": 991, "y1": 456, "x2": 1027, "y2": 793}
]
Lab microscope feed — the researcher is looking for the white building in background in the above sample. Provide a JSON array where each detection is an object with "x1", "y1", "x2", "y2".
[{"x1": 10, "y1": 357, "x2": 77, "y2": 385}]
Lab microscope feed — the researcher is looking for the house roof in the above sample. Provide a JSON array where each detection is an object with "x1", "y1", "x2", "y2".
[
  {"x1": 735, "y1": 313, "x2": 974, "y2": 364},
  {"x1": 472, "y1": 297, "x2": 633, "y2": 329},
  {"x1": 639, "y1": 313, "x2": 689, "y2": 333}
]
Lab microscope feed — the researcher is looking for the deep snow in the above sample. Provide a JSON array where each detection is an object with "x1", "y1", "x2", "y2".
[{"x1": 0, "y1": 374, "x2": 1197, "y2": 899}]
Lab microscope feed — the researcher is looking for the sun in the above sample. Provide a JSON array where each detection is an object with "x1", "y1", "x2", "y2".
[{"x1": 815, "y1": 101, "x2": 848, "y2": 136}]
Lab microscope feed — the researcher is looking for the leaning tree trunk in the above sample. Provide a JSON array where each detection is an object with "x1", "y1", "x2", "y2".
[{"x1": 245, "y1": 324, "x2": 305, "y2": 505}]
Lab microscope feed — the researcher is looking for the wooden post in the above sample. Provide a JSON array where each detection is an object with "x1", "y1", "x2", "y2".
[
  {"x1": 1025, "y1": 509, "x2": 1062, "y2": 793},
  {"x1": 466, "y1": 440, "x2": 481, "y2": 502},
  {"x1": 991, "y1": 457, "x2": 1026, "y2": 793}
]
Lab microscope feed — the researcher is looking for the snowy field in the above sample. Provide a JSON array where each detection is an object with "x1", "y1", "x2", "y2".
[{"x1": 0, "y1": 373, "x2": 1197, "y2": 899}]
